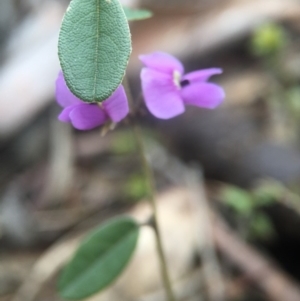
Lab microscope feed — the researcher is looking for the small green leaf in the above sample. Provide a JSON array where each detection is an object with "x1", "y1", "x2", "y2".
[
  {"x1": 123, "y1": 6, "x2": 152, "y2": 21},
  {"x1": 251, "y1": 23, "x2": 287, "y2": 57},
  {"x1": 253, "y1": 180, "x2": 283, "y2": 206},
  {"x1": 222, "y1": 186, "x2": 254, "y2": 216},
  {"x1": 111, "y1": 130, "x2": 136, "y2": 154},
  {"x1": 58, "y1": 217, "x2": 139, "y2": 300},
  {"x1": 58, "y1": 0, "x2": 132, "y2": 102},
  {"x1": 286, "y1": 86, "x2": 300, "y2": 115},
  {"x1": 123, "y1": 173, "x2": 148, "y2": 201},
  {"x1": 250, "y1": 213, "x2": 275, "y2": 240}
]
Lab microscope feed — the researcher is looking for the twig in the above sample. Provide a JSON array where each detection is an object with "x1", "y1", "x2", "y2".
[{"x1": 184, "y1": 167, "x2": 225, "y2": 301}]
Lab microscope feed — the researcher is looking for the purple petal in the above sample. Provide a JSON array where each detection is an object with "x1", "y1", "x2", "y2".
[
  {"x1": 182, "y1": 68, "x2": 223, "y2": 84},
  {"x1": 181, "y1": 82, "x2": 225, "y2": 109},
  {"x1": 69, "y1": 104, "x2": 108, "y2": 130},
  {"x1": 55, "y1": 71, "x2": 82, "y2": 108},
  {"x1": 58, "y1": 104, "x2": 79, "y2": 122},
  {"x1": 139, "y1": 52, "x2": 184, "y2": 75},
  {"x1": 102, "y1": 85, "x2": 129, "y2": 123},
  {"x1": 141, "y1": 68, "x2": 185, "y2": 119}
]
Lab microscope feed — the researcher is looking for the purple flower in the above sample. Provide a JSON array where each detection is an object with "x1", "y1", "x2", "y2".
[
  {"x1": 139, "y1": 52, "x2": 225, "y2": 119},
  {"x1": 55, "y1": 71, "x2": 129, "y2": 130}
]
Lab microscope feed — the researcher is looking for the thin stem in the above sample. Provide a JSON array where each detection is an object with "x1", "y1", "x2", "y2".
[{"x1": 123, "y1": 77, "x2": 176, "y2": 301}]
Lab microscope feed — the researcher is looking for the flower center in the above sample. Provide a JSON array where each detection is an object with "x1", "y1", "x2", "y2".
[
  {"x1": 180, "y1": 79, "x2": 190, "y2": 87},
  {"x1": 173, "y1": 70, "x2": 181, "y2": 89},
  {"x1": 173, "y1": 70, "x2": 190, "y2": 89}
]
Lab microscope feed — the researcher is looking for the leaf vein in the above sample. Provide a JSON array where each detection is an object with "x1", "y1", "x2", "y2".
[{"x1": 93, "y1": 0, "x2": 100, "y2": 101}]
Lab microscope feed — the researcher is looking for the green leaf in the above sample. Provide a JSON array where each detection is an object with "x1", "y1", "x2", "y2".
[
  {"x1": 58, "y1": 0, "x2": 132, "y2": 102},
  {"x1": 251, "y1": 23, "x2": 287, "y2": 57},
  {"x1": 111, "y1": 130, "x2": 136, "y2": 154},
  {"x1": 123, "y1": 173, "x2": 148, "y2": 201},
  {"x1": 249, "y1": 213, "x2": 275, "y2": 240},
  {"x1": 253, "y1": 180, "x2": 283, "y2": 206},
  {"x1": 123, "y1": 6, "x2": 152, "y2": 21},
  {"x1": 58, "y1": 217, "x2": 139, "y2": 300},
  {"x1": 222, "y1": 186, "x2": 254, "y2": 216}
]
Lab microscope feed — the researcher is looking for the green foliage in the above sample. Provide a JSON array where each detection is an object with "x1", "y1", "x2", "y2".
[
  {"x1": 123, "y1": 173, "x2": 148, "y2": 201},
  {"x1": 286, "y1": 86, "x2": 300, "y2": 117},
  {"x1": 253, "y1": 180, "x2": 284, "y2": 206},
  {"x1": 249, "y1": 213, "x2": 275, "y2": 240},
  {"x1": 123, "y1": 6, "x2": 152, "y2": 21},
  {"x1": 251, "y1": 23, "x2": 287, "y2": 57},
  {"x1": 58, "y1": 217, "x2": 139, "y2": 300},
  {"x1": 222, "y1": 186, "x2": 254, "y2": 216},
  {"x1": 221, "y1": 184, "x2": 276, "y2": 241},
  {"x1": 111, "y1": 130, "x2": 137, "y2": 155},
  {"x1": 58, "y1": 0, "x2": 132, "y2": 103}
]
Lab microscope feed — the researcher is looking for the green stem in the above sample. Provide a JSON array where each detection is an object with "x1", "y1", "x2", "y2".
[{"x1": 123, "y1": 77, "x2": 176, "y2": 301}]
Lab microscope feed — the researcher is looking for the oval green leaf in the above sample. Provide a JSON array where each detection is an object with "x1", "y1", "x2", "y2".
[
  {"x1": 58, "y1": 0, "x2": 132, "y2": 102},
  {"x1": 58, "y1": 217, "x2": 139, "y2": 300},
  {"x1": 123, "y1": 7, "x2": 153, "y2": 21}
]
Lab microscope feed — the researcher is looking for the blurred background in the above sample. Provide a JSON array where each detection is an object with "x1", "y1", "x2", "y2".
[{"x1": 1, "y1": 0, "x2": 300, "y2": 300}]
